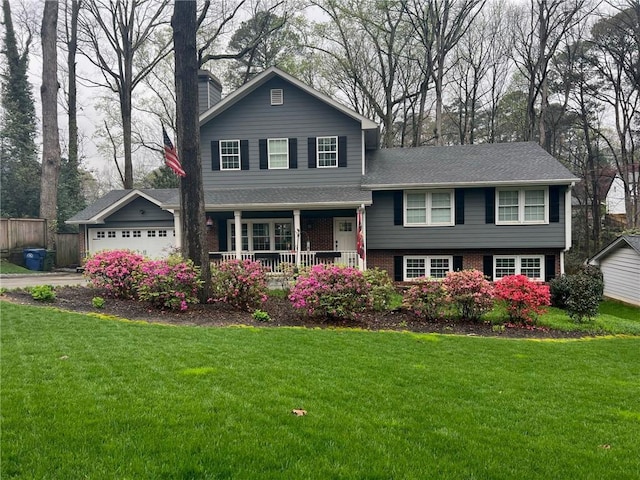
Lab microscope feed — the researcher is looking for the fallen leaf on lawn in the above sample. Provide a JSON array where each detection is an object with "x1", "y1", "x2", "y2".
[
  {"x1": 291, "y1": 409, "x2": 307, "y2": 416},
  {"x1": 598, "y1": 444, "x2": 611, "y2": 449},
  {"x1": 59, "y1": 355, "x2": 69, "y2": 360}
]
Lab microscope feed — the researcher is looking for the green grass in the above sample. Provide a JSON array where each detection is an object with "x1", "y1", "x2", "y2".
[
  {"x1": 535, "y1": 300, "x2": 640, "y2": 335},
  {"x1": 2, "y1": 302, "x2": 639, "y2": 479},
  {"x1": 0, "y1": 259, "x2": 33, "y2": 274}
]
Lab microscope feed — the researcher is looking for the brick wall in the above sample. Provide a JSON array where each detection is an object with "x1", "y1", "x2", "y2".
[{"x1": 301, "y1": 217, "x2": 333, "y2": 251}]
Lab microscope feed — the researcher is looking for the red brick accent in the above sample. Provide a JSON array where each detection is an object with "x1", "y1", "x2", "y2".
[{"x1": 301, "y1": 217, "x2": 333, "y2": 251}]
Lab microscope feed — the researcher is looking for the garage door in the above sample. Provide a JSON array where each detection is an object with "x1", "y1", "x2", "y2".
[{"x1": 88, "y1": 228, "x2": 176, "y2": 258}]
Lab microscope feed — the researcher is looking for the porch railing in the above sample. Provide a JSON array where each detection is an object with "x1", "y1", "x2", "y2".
[{"x1": 209, "y1": 250, "x2": 359, "y2": 273}]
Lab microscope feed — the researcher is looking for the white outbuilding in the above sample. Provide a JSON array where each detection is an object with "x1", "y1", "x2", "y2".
[{"x1": 589, "y1": 235, "x2": 640, "y2": 307}]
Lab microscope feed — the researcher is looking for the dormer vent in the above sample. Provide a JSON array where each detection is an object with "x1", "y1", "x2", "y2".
[{"x1": 270, "y1": 88, "x2": 283, "y2": 105}]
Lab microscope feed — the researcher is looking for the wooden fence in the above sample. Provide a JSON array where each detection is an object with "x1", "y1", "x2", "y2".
[{"x1": 0, "y1": 218, "x2": 80, "y2": 267}]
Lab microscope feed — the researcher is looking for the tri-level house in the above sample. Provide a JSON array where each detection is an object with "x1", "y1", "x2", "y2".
[{"x1": 67, "y1": 67, "x2": 579, "y2": 282}]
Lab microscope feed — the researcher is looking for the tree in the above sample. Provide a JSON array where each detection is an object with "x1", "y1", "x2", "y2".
[
  {"x1": 0, "y1": 0, "x2": 40, "y2": 218},
  {"x1": 78, "y1": 0, "x2": 173, "y2": 189},
  {"x1": 172, "y1": 0, "x2": 210, "y2": 298},
  {"x1": 39, "y1": 0, "x2": 62, "y2": 248}
]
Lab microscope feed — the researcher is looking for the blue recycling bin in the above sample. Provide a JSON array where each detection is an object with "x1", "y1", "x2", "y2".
[{"x1": 23, "y1": 248, "x2": 47, "y2": 271}]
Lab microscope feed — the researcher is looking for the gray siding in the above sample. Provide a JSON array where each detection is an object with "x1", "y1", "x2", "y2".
[
  {"x1": 104, "y1": 197, "x2": 174, "y2": 228},
  {"x1": 600, "y1": 247, "x2": 640, "y2": 306},
  {"x1": 366, "y1": 188, "x2": 566, "y2": 249},
  {"x1": 200, "y1": 77, "x2": 363, "y2": 188}
]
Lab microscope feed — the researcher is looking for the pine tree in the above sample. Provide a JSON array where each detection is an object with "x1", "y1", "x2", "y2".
[{"x1": 0, "y1": 0, "x2": 40, "y2": 218}]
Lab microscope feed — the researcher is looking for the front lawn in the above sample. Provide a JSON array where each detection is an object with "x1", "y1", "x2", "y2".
[{"x1": 2, "y1": 302, "x2": 639, "y2": 479}]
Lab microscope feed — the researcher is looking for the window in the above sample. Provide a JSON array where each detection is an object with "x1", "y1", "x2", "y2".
[
  {"x1": 494, "y1": 256, "x2": 544, "y2": 280},
  {"x1": 133, "y1": 231, "x2": 141, "y2": 238},
  {"x1": 158, "y1": 230, "x2": 167, "y2": 237},
  {"x1": 122, "y1": 231, "x2": 130, "y2": 238},
  {"x1": 228, "y1": 219, "x2": 293, "y2": 251},
  {"x1": 108, "y1": 231, "x2": 116, "y2": 238},
  {"x1": 404, "y1": 190, "x2": 454, "y2": 226},
  {"x1": 220, "y1": 140, "x2": 240, "y2": 170},
  {"x1": 317, "y1": 136, "x2": 337, "y2": 167},
  {"x1": 96, "y1": 231, "x2": 105, "y2": 239},
  {"x1": 268, "y1": 138, "x2": 288, "y2": 169},
  {"x1": 147, "y1": 230, "x2": 156, "y2": 238},
  {"x1": 270, "y1": 89, "x2": 283, "y2": 105},
  {"x1": 497, "y1": 188, "x2": 547, "y2": 224},
  {"x1": 404, "y1": 256, "x2": 453, "y2": 280}
]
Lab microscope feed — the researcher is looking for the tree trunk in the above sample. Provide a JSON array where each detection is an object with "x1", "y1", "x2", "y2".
[
  {"x1": 39, "y1": 0, "x2": 61, "y2": 250},
  {"x1": 172, "y1": 0, "x2": 211, "y2": 299}
]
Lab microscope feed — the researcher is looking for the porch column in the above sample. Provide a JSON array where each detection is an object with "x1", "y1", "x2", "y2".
[
  {"x1": 293, "y1": 209, "x2": 301, "y2": 267},
  {"x1": 173, "y1": 210, "x2": 182, "y2": 250},
  {"x1": 234, "y1": 210, "x2": 242, "y2": 260}
]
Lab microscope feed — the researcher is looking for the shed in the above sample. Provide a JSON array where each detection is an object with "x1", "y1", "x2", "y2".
[{"x1": 589, "y1": 235, "x2": 640, "y2": 306}]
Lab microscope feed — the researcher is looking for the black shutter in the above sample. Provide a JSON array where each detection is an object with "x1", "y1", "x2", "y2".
[
  {"x1": 393, "y1": 191, "x2": 403, "y2": 226},
  {"x1": 394, "y1": 256, "x2": 403, "y2": 281},
  {"x1": 240, "y1": 140, "x2": 250, "y2": 170},
  {"x1": 485, "y1": 187, "x2": 495, "y2": 224},
  {"x1": 455, "y1": 189, "x2": 465, "y2": 225},
  {"x1": 483, "y1": 255, "x2": 493, "y2": 280},
  {"x1": 453, "y1": 256, "x2": 463, "y2": 271},
  {"x1": 218, "y1": 220, "x2": 227, "y2": 251},
  {"x1": 338, "y1": 136, "x2": 347, "y2": 167},
  {"x1": 308, "y1": 137, "x2": 316, "y2": 168},
  {"x1": 259, "y1": 139, "x2": 268, "y2": 169},
  {"x1": 549, "y1": 186, "x2": 560, "y2": 223},
  {"x1": 211, "y1": 141, "x2": 220, "y2": 171},
  {"x1": 289, "y1": 138, "x2": 297, "y2": 169},
  {"x1": 545, "y1": 255, "x2": 556, "y2": 282}
]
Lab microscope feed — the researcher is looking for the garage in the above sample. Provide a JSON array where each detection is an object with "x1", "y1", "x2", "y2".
[{"x1": 88, "y1": 227, "x2": 176, "y2": 259}]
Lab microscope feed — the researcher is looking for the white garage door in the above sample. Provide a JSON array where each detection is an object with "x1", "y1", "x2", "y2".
[{"x1": 88, "y1": 227, "x2": 176, "y2": 258}]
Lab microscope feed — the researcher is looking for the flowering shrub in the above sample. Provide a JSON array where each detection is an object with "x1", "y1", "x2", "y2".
[
  {"x1": 494, "y1": 275, "x2": 550, "y2": 324},
  {"x1": 134, "y1": 256, "x2": 203, "y2": 311},
  {"x1": 362, "y1": 268, "x2": 397, "y2": 312},
  {"x1": 288, "y1": 264, "x2": 373, "y2": 320},
  {"x1": 402, "y1": 278, "x2": 448, "y2": 319},
  {"x1": 442, "y1": 270, "x2": 494, "y2": 321},
  {"x1": 209, "y1": 259, "x2": 268, "y2": 311},
  {"x1": 83, "y1": 250, "x2": 146, "y2": 298}
]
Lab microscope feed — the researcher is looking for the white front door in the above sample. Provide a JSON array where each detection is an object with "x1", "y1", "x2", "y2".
[{"x1": 333, "y1": 217, "x2": 356, "y2": 251}]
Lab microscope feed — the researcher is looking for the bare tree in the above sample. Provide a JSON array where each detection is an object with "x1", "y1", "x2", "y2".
[
  {"x1": 172, "y1": 0, "x2": 210, "y2": 297},
  {"x1": 39, "y1": 0, "x2": 61, "y2": 249},
  {"x1": 78, "y1": 0, "x2": 172, "y2": 188}
]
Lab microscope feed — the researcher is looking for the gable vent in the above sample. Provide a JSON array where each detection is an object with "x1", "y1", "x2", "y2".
[{"x1": 270, "y1": 88, "x2": 283, "y2": 105}]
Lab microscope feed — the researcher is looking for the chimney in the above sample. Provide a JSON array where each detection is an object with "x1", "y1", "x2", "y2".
[{"x1": 197, "y1": 70, "x2": 223, "y2": 114}]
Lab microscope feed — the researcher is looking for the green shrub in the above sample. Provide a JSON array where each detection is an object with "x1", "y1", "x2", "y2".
[
  {"x1": 251, "y1": 309, "x2": 271, "y2": 322},
  {"x1": 549, "y1": 274, "x2": 571, "y2": 308},
  {"x1": 92, "y1": 296, "x2": 105, "y2": 309},
  {"x1": 362, "y1": 268, "x2": 396, "y2": 312},
  {"x1": 566, "y1": 274, "x2": 603, "y2": 323},
  {"x1": 30, "y1": 285, "x2": 56, "y2": 302}
]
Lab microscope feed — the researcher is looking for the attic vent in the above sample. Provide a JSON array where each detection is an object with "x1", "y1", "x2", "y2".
[{"x1": 270, "y1": 88, "x2": 283, "y2": 105}]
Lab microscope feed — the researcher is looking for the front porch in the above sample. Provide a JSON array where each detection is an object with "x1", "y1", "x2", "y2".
[{"x1": 208, "y1": 250, "x2": 360, "y2": 273}]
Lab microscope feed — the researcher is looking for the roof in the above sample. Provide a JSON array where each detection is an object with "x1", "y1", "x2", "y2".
[
  {"x1": 66, "y1": 189, "x2": 178, "y2": 224},
  {"x1": 589, "y1": 235, "x2": 640, "y2": 263},
  {"x1": 199, "y1": 66, "x2": 379, "y2": 131},
  {"x1": 163, "y1": 185, "x2": 372, "y2": 211},
  {"x1": 363, "y1": 142, "x2": 580, "y2": 189}
]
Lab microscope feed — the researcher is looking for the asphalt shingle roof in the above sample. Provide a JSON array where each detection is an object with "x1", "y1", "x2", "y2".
[{"x1": 363, "y1": 142, "x2": 579, "y2": 187}]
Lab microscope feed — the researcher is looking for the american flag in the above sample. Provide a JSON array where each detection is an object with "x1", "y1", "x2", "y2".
[
  {"x1": 356, "y1": 208, "x2": 365, "y2": 260},
  {"x1": 162, "y1": 126, "x2": 186, "y2": 177}
]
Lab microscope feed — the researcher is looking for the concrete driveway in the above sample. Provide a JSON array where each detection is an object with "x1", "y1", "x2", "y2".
[{"x1": 0, "y1": 271, "x2": 88, "y2": 289}]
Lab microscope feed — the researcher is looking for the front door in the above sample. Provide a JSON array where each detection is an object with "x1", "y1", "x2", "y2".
[{"x1": 333, "y1": 217, "x2": 356, "y2": 251}]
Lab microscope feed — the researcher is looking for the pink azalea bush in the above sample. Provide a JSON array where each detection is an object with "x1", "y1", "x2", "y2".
[
  {"x1": 288, "y1": 264, "x2": 373, "y2": 320},
  {"x1": 442, "y1": 270, "x2": 494, "y2": 321},
  {"x1": 134, "y1": 256, "x2": 203, "y2": 311},
  {"x1": 402, "y1": 278, "x2": 448, "y2": 320},
  {"x1": 494, "y1": 275, "x2": 550, "y2": 324},
  {"x1": 209, "y1": 259, "x2": 268, "y2": 311},
  {"x1": 83, "y1": 250, "x2": 146, "y2": 299}
]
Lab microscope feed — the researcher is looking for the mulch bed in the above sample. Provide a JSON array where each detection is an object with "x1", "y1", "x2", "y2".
[{"x1": 2, "y1": 286, "x2": 587, "y2": 339}]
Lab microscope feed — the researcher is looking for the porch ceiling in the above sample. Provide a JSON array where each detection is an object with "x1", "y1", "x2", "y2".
[{"x1": 198, "y1": 185, "x2": 372, "y2": 211}]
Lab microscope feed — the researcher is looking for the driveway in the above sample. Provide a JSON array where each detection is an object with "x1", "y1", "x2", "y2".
[{"x1": 0, "y1": 271, "x2": 88, "y2": 289}]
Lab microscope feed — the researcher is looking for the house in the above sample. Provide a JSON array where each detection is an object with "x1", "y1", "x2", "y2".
[
  {"x1": 67, "y1": 67, "x2": 579, "y2": 282},
  {"x1": 589, "y1": 235, "x2": 640, "y2": 306}
]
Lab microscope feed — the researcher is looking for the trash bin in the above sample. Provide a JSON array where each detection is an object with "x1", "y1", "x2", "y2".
[
  {"x1": 44, "y1": 250, "x2": 56, "y2": 271},
  {"x1": 23, "y1": 248, "x2": 46, "y2": 271}
]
